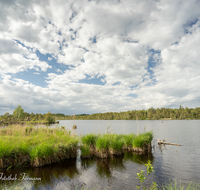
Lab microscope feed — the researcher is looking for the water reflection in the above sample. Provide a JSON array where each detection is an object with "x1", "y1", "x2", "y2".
[
  {"x1": 123, "y1": 151, "x2": 154, "y2": 165},
  {"x1": 0, "y1": 158, "x2": 79, "y2": 189},
  {"x1": 0, "y1": 151, "x2": 154, "y2": 190}
]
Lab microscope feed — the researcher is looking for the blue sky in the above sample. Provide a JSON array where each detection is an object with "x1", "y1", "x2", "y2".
[{"x1": 0, "y1": 0, "x2": 200, "y2": 115}]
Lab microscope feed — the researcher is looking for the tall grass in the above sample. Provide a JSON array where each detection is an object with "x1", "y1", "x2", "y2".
[
  {"x1": 132, "y1": 131, "x2": 153, "y2": 148},
  {"x1": 0, "y1": 125, "x2": 79, "y2": 168},
  {"x1": 81, "y1": 133, "x2": 98, "y2": 146},
  {"x1": 96, "y1": 134, "x2": 110, "y2": 152},
  {"x1": 80, "y1": 144, "x2": 90, "y2": 157},
  {"x1": 120, "y1": 133, "x2": 136, "y2": 147},
  {"x1": 109, "y1": 134, "x2": 124, "y2": 151},
  {"x1": 162, "y1": 180, "x2": 200, "y2": 190}
]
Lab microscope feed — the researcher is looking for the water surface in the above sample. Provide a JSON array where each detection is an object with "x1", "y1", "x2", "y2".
[{"x1": 1, "y1": 120, "x2": 200, "y2": 189}]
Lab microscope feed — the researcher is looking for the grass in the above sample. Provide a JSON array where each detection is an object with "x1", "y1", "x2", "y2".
[
  {"x1": 162, "y1": 180, "x2": 200, "y2": 190},
  {"x1": 0, "y1": 125, "x2": 154, "y2": 168},
  {"x1": 81, "y1": 132, "x2": 154, "y2": 153},
  {"x1": 81, "y1": 133, "x2": 98, "y2": 146},
  {"x1": 109, "y1": 134, "x2": 124, "y2": 151},
  {"x1": 120, "y1": 133, "x2": 136, "y2": 147},
  {"x1": 80, "y1": 144, "x2": 90, "y2": 156},
  {"x1": 95, "y1": 134, "x2": 110, "y2": 152},
  {"x1": 132, "y1": 131, "x2": 153, "y2": 148},
  {"x1": 0, "y1": 125, "x2": 79, "y2": 168}
]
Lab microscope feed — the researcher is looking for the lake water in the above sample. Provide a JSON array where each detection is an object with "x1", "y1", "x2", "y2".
[{"x1": 1, "y1": 120, "x2": 200, "y2": 189}]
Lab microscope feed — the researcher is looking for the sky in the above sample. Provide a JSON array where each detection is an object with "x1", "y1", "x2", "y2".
[{"x1": 0, "y1": 0, "x2": 200, "y2": 115}]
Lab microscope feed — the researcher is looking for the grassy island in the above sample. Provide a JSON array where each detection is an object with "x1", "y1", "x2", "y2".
[
  {"x1": 80, "y1": 132, "x2": 153, "y2": 158},
  {"x1": 0, "y1": 125, "x2": 79, "y2": 169}
]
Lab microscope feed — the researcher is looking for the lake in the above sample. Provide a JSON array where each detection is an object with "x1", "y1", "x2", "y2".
[{"x1": 1, "y1": 120, "x2": 200, "y2": 189}]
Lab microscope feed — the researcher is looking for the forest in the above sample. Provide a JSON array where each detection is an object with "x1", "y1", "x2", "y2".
[
  {"x1": 1, "y1": 105, "x2": 200, "y2": 125},
  {"x1": 66, "y1": 105, "x2": 200, "y2": 120}
]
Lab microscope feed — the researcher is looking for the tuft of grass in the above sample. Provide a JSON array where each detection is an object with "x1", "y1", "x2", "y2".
[
  {"x1": 80, "y1": 144, "x2": 90, "y2": 156},
  {"x1": 109, "y1": 134, "x2": 124, "y2": 151},
  {"x1": 120, "y1": 133, "x2": 136, "y2": 147},
  {"x1": 132, "y1": 131, "x2": 153, "y2": 148},
  {"x1": 162, "y1": 180, "x2": 200, "y2": 190},
  {"x1": 81, "y1": 133, "x2": 98, "y2": 146},
  {"x1": 95, "y1": 134, "x2": 110, "y2": 152}
]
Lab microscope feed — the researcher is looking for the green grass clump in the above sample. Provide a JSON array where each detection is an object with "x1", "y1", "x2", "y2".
[
  {"x1": 162, "y1": 180, "x2": 200, "y2": 190},
  {"x1": 132, "y1": 131, "x2": 153, "y2": 148},
  {"x1": 96, "y1": 134, "x2": 110, "y2": 152},
  {"x1": 109, "y1": 134, "x2": 124, "y2": 151},
  {"x1": 80, "y1": 145, "x2": 90, "y2": 156},
  {"x1": 81, "y1": 133, "x2": 98, "y2": 146},
  {"x1": 120, "y1": 133, "x2": 136, "y2": 147}
]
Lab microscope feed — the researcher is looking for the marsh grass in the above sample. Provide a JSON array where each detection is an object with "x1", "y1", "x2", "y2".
[
  {"x1": 95, "y1": 134, "x2": 110, "y2": 152},
  {"x1": 80, "y1": 144, "x2": 90, "y2": 157},
  {"x1": 82, "y1": 132, "x2": 153, "y2": 155},
  {"x1": 109, "y1": 134, "x2": 124, "y2": 151},
  {"x1": 0, "y1": 125, "x2": 79, "y2": 168},
  {"x1": 81, "y1": 133, "x2": 98, "y2": 146},
  {"x1": 132, "y1": 131, "x2": 153, "y2": 148},
  {"x1": 120, "y1": 133, "x2": 136, "y2": 147}
]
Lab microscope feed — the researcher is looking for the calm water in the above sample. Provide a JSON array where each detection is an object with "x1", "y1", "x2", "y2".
[{"x1": 1, "y1": 120, "x2": 200, "y2": 189}]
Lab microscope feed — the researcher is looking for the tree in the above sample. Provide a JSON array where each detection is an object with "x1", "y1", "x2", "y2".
[
  {"x1": 13, "y1": 105, "x2": 24, "y2": 119},
  {"x1": 45, "y1": 111, "x2": 55, "y2": 124}
]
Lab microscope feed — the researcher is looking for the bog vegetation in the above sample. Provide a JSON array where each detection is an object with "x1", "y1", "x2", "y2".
[
  {"x1": 80, "y1": 132, "x2": 153, "y2": 158},
  {"x1": 0, "y1": 125, "x2": 79, "y2": 168},
  {"x1": 0, "y1": 124, "x2": 153, "y2": 168}
]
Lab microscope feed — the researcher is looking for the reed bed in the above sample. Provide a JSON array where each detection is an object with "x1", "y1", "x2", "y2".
[{"x1": 0, "y1": 125, "x2": 79, "y2": 168}]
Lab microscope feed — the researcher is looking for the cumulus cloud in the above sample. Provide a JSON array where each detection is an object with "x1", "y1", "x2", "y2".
[
  {"x1": 0, "y1": 38, "x2": 52, "y2": 74},
  {"x1": 0, "y1": 0, "x2": 200, "y2": 114}
]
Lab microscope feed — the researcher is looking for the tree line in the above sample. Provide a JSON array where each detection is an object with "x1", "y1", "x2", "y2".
[
  {"x1": 1, "y1": 105, "x2": 200, "y2": 124},
  {"x1": 65, "y1": 105, "x2": 200, "y2": 120},
  {"x1": 0, "y1": 105, "x2": 60, "y2": 124}
]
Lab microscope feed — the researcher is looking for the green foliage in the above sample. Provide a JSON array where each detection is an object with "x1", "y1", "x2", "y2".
[
  {"x1": 63, "y1": 106, "x2": 200, "y2": 120},
  {"x1": 137, "y1": 170, "x2": 146, "y2": 182},
  {"x1": 45, "y1": 111, "x2": 55, "y2": 124},
  {"x1": 145, "y1": 160, "x2": 154, "y2": 175},
  {"x1": 136, "y1": 160, "x2": 156, "y2": 190},
  {"x1": 13, "y1": 105, "x2": 24, "y2": 119}
]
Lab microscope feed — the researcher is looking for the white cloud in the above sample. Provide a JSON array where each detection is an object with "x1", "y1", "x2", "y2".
[
  {"x1": 48, "y1": 57, "x2": 53, "y2": 61},
  {"x1": 0, "y1": 38, "x2": 52, "y2": 74},
  {"x1": 0, "y1": 0, "x2": 200, "y2": 114}
]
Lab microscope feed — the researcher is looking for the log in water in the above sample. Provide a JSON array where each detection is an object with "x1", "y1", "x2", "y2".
[{"x1": 158, "y1": 140, "x2": 182, "y2": 146}]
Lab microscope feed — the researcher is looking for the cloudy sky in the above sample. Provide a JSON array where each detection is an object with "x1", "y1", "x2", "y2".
[{"x1": 0, "y1": 0, "x2": 200, "y2": 115}]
